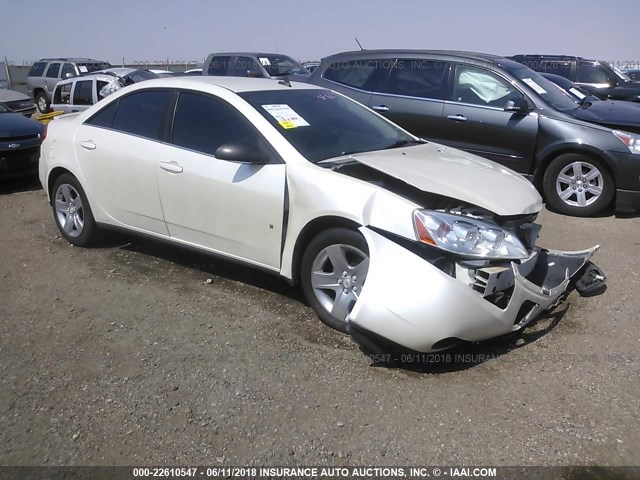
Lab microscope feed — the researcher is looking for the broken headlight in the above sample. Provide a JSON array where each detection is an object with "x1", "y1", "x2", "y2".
[{"x1": 413, "y1": 210, "x2": 528, "y2": 259}]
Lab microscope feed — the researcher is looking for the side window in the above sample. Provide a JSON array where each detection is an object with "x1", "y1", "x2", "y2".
[
  {"x1": 61, "y1": 63, "x2": 75, "y2": 78},
  {"x1": 96, "y1": 81, "x2": 109, "y2": 100},
  {"x1": 452, "y1": 65, "x2": 522, "y2": 108},
  {"x1": 111, "y1": 90, "x2": 170, "y2": 139},
  {"x1": 45, "y1": 63, "x2": 61, "y2": 78},
  {"x1": 53, "y1": 83, "x2": 72, "y2": 104},
  {"x1": 540, "y1": 61, "x2": 572, "y2": 79},
  {"x1": 29, "y1": 62, "x2": 47, "y2": 77},
  {"x1": 73, "y1": 80, "x2": 94, "y2": 105},
  {"x1": 85, "y1": 101, "x2": 118, "y2": 128},
  {"x1": 230, "y1": 56, "x2": 262, "y2": 77},
  {"x1": 381, "y1": 59, "x2": 450, "y2": 99},
  {"x1": 171, "y1": 92, "x2": 261, "y2": 156},
  {"x1": 323, "y1": 59, "x2": 389, "y2": 91},
  {"x1": 207, "y1": 56, "x2": 232, "y2": 75},
  {"x1": 576, "y1": 63, "x2": 610, "y2": 84}
]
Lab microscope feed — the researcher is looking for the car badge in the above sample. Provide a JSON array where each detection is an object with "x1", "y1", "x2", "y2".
[{"x1": 8, "y1": 143, "x2": 21, "y2": 149}]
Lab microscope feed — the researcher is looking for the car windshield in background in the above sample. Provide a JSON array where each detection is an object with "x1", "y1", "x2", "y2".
[
  {"x1": 0, "y1": 103, "x2": 10, "y2": 113},
  {"x1": 78, "y1": 62, "x2": 112, "y2": 73},
  {"x1": 239, "y1": 89, "x2": 417, "y2": 162},
  {"x1": 508, "y1": 68, "x2": 579, "y2": 112},
  {"x1": 123, "y1": 69, "x2": 158, "y2": 84},
  {"x1": 608, "y1": 63, "x2": 632, "y2": 82},
  {"x1": 259, "y1": 55, "x2": 308, "y2": 76}
]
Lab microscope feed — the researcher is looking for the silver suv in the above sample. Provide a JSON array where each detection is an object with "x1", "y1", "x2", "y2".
[{"x1": 27, "y1": 58, "x2": 111, "y2": 113}]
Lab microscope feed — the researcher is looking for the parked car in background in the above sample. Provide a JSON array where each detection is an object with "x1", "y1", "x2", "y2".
[
  {"x1": 0, "y1": 88, "x2": 35, "y2": 116},
  {"x1": 309, "y1": 50, "x2": 640, "y2": 216},
  {"x1": 303, "y1": 61, "x2": 320, "y2": 73},
  {"x1": 38, "y1": 76, "x2": 604, "y2": 355},
  {"x1": 27, "y1": 58, "x2": 112, "y2": 113},
  {"x1": 510, "y1": 55, "x2": 640, "y2": 102},
  {"x1": 0, "y1": 102, "x2": 44, "y2": 178},
  {"x1": 541, "y1": 73, "x2": 640, "y2": 134},
  {"x1": 50, "y1": 69, "x2": 158, "y2": 113},
  {"x1": 203, "y1": 52, "x2": 310, "y2": 81},
  {"x1": 624, "y1": 69, "x2": 640, "y2": 81}
]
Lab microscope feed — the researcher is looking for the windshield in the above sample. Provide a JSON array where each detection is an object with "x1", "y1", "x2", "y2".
[
  {"x1": 0, "y1": 102, "x2": 10, "y2": 113},
  {"x1": 607, "y1": 63, "x2": 632, "y2": 82},
  {"x1": 239, "y1": 89, "x2": 418, "y2": 162},
  {"x1": 258, "y1": 55, "x2": 309, "y2": 76},
  {"x1": 508, "y1": 67, "x2": 578, "y2": 112}
]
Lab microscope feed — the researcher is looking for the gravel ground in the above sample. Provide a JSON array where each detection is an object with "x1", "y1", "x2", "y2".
[{"x1": 0, "y1": 178, "x2": 638, "y2": 467}]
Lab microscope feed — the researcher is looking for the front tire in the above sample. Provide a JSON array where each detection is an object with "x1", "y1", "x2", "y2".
[
  {"x1": 301, "y1": 228, "x2": 369, "y2": 333},
  {"x1": 543, "y1": 153, "x2": 614, "y2": 217},
  {"x1": 52, "y1": 174, "x2": 100, "y2": 247},
  {"x1": 36, "y1": 91, "x2": 50, "y2": 114}
]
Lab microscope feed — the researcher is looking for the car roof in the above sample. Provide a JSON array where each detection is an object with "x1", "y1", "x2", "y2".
[
  {"x1": 36, "y1": 57, "x2": 108, "y2": 62},
  {"x1": 124, "y1": 76, "x2": 323, "y2": 93},
  {"x1": 94, "y1": 67, "x2": 138, "y2": 76},
  {"x1": 207, "y1": 52, "x2": 293, "y2": 58},
  {"x1": 56, "y1": 73, "x2": 116, "y2": 85},
  {"x1": 321, "y1": 49, "x2": 525, "y2": 69}
]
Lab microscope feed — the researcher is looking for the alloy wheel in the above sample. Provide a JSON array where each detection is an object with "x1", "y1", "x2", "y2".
[
  {"x1": 555, "y1": 161, "x2": 604, "y2": 208},
  {"x1": 55, "y1": 183, "x2": 84, "y2": 238}
]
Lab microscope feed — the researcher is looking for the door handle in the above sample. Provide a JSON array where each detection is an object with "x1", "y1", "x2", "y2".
[
  {"x1": 160, "y1": 161, "x2": 183, "y2": 174},
  {"x1": 447, "y1": 114, "x2": 467, "y2": 122},
  {"x1": 372, "y1": 105, "x2": 390, "y2": 112},
  {"x1": 80, "y1": 140, "x2": 96, "y2": 150}
]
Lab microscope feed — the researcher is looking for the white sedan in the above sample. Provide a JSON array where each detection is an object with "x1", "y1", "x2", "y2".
[{"x1": 39, "y1": 77, "x2": 605, "y2": 355}]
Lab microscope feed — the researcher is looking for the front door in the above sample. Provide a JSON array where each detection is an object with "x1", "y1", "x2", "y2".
[
  {"x1": 156, "y1": 91, "x2": 286, "y2": 270},
  {"x1": 440, "y1": 64, "x2": 539, "y2": 174}
]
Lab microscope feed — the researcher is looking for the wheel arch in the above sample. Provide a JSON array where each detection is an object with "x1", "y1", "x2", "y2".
[
  {"x1": 47, "y1": 167, "x2": 74, "y2": 204},
  {"x1": 533, "y1": 146, "x2": 615, "y2": 191},
  {"x1": 290, "y1": 215, "x2": 362, "y2": 285}
]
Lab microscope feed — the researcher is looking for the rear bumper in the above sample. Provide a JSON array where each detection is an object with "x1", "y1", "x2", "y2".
[{"x1": 348, "y1": 227, "x2": 600, "y2": 353}]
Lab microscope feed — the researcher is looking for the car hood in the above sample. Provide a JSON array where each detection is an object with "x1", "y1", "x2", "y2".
[
  {"x1": 570, "y1": 100, "x2": 640, "y2": 129},
  {"x1": 0, "y1": 112, "x2": 43, "y2": 137},
  {"x1": 0, "y1": 88, "x2": 30, "y2": 103},
  {"x1": 344, "y1": 143, "x2": 542, "y2": 216}
]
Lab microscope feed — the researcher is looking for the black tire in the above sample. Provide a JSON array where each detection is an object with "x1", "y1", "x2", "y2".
[
  {"x1": 543, "y1": 153, "x2": 614, "y2": 217},
  {"x1": 51, "y1": 174, "x2": 101, "y2": 247},
  {"x1": 36, "y1": 91, "x2": 50, "y2": 114},
  {"x1": 300, "y1": 228, "x2": 369, "y2": 333}
]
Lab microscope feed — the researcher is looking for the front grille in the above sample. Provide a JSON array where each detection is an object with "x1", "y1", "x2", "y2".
[{"x1": 1, "y1": 134, "x2": 40, "y2": 143}]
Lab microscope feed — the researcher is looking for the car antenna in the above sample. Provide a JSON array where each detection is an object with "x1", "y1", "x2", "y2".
[
  {"x1": 278, "y1": 80, "x2": 292, "y2": 87},
  {"x1": 355, "y1": 37, "x2": 365, "y2": 50}
]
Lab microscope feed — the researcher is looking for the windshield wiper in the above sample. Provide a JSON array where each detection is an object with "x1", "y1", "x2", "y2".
[{"x1": 384, "y1": 138, "x2": 427, "y2": 150}]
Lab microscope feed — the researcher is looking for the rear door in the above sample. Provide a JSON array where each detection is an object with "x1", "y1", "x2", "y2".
[
  {"x1": 75, "y1": 90, "x2": 171, "y2": 235},
  {"x1": 368, "y1": 58, "x2": 450, "y2": 140},
  {"x1": 440, "y1": 63, "x2": 539, "y2": 173},
  {"x1": 71, "y1": 79, "x2": 95, "y2": 112}
]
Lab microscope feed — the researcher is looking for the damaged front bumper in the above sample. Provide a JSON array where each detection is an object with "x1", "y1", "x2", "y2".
[{"x1": 348, "y1": 227, "x2": 604, "y2": 353}]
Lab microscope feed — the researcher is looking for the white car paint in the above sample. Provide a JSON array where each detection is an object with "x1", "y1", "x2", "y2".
[{"x1": 39, "y1": 76, "x2": 601, "y2": 354}]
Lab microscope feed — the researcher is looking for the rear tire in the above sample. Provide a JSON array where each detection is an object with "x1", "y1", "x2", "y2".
[
  {"x1": 300, "y1": 228, "x2": 369, "y2": 333},
  {"x1": 543, "y1": 153, "x2": 614, "y2": 217},
  {"x1": 51, "y1": 174, "x2": 101, "y2": 247}
]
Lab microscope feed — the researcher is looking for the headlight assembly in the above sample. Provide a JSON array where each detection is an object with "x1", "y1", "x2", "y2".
[
  {"x1": 613, "y1": 130, "x2": 640, "y2": 154},
  {"x1": 413, "y1": 210, "x2": 528, "y2": 259}
]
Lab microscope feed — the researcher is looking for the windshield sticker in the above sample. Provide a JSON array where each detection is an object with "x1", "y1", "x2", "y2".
[
  {"x1": 522, "y1": 78, "x2": 547, "y2": 95},
  {"x1": 262, "y1": 104, "x2": 310, "y2": 129},
  {"x1": 78, "y1": 65, "x2": 88, "y2": 73},
  {"x1": 569, "y1": 87, "x2": 586, "y2": 100},
  {"x1": 259, "y1": 57, "x2": 271, "y2": 66}
]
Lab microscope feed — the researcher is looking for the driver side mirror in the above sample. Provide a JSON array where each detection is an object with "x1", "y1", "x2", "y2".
[
  {"x1": 504, "y1": 98, "x2": 530, "y2": 113},
  {"x1": 215, "y1": 142, "x2": 273, "y2": 165}
]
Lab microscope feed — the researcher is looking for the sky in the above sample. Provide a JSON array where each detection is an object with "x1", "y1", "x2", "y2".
[{"x1": 2, "y1": 0, "x2": 639, "y2": 67}]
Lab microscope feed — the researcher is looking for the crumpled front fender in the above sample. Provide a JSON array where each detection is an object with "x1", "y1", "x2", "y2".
[{"x1": 348, "y1": 227, "x2": 599, "y2": 353}]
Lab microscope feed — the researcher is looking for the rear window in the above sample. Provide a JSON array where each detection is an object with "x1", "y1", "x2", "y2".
[
  {"x1": 111, "y1": 90, "x2": 170, "y2": 140},
  {"x1": 323, "y1": 59, "x2": 389, "y2": 91},
  {"x1": 45, "y1": 63, "x2": 61, "y2": 78},
  {"x1": 380, "y1": 60, "x2": 450, "y2": 99},
  {"x1": 29, "y1": 62, "x2": 47, "y2": 77},
  {"x1": 73, "y1": 80, "x2": 94, "y2": 105}
]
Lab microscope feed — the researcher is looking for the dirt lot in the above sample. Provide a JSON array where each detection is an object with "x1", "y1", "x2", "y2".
[{"x1": 0, "y1": 178, "x2": 638, "y2": 467}]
